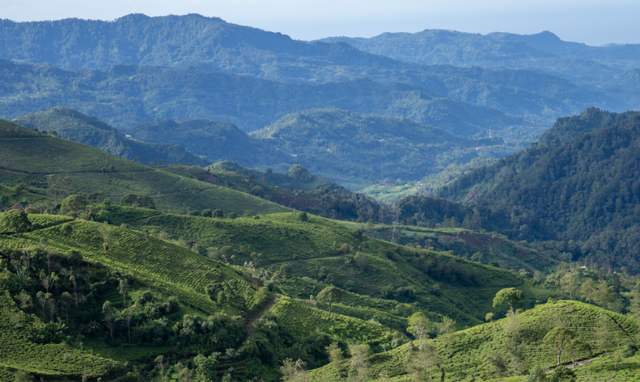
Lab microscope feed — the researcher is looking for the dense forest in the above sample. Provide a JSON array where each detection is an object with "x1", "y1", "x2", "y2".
[{"x1": 438, "y1": 109, "x2": 640, "y2": 271}]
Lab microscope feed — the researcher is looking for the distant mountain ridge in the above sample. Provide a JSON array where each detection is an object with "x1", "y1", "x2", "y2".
[
  {"x1": 0, "y1": 14, "x2": 625, "y2": 127},
  {"x1": 320, "y1": 29, "x2": 640, "y2": 89},
  {"x1": 0, "y1": 58, "x2": 528, "y2": 137}
]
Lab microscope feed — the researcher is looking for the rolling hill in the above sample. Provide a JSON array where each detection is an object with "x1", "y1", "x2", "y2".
[
  {"x1": 0, "y1": 118, "x2": 289, "y2": 215},
  {"x1": 12, "y1": 107, "x2": 210, "y2": 167},
  {"x1": 121, "y1": 118, "x2": 286, "y2": 168},
  {"x1": 251, "y1": 109, "x2": 510, "y2": 188}
]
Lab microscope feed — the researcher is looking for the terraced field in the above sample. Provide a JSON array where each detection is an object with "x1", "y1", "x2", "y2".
[
  {"x1": 0, "y1": 293, "x2": 120, "y2": 380},
  {"x1": 0, "y1": 218, "x2": 259, "y2": 315},
  {"x1": 309, "y1": 300, "x2": 638, "y2": 381}
]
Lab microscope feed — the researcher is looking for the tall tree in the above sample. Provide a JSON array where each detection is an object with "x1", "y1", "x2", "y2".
[
  {"x1": 317, "y1": 286, "x2": 343, "y2": 316},
  {"x1": 543, "y1": 327, "x2": 577, "y2": 366},
  {"x1": 493, "y1": 288, "x2": 524, "y2": 310},
  {"x1": 1, "y1": 209, "x2": 32, "y2": 234}
]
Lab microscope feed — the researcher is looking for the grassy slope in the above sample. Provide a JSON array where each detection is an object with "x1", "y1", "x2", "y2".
[
  {"x1": 310, "y1": 300, "x2": 638, "y2": 381},
  {"x1": 338, "y1": 221, "x2": 558, "y2": 273},
  {"x1": 207, "y1": 161, "x2": 341, "y2": 191},
  {"x1": 0, "y1": 119, "x2": 290, "y2": 215},
  {"x1": 105, "y1": 207, "x2": 552, "y2": 327},
  {"x1": 0, "y1": 215, "x2": 253, "y2": 315}
]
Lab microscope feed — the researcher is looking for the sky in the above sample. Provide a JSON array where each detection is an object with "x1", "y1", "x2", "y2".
[{"x1": 0, "y1": 0, "x2": 638, "y2": 46}]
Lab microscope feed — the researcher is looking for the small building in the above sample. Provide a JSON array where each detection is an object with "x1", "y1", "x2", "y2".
[{"x1": 11, "y1": 204, "x2": 25, "y2": 211}]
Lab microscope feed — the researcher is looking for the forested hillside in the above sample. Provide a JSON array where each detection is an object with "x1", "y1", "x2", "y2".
[
  {"x1": 438, "y1": 108, "x2": 640, "y2": 271},
  {"x1": 251, "y1": 109, "x2": 508, "y2": 187},
  {"x1": 122, "y1": 118, "x2": 285, "y2": 168},
  {"x1": 12, "y1": 107, "x2": 210, "y2": 167},
  {"x1": 0, "y1": 58, "x2": 530, "y2": 137}
]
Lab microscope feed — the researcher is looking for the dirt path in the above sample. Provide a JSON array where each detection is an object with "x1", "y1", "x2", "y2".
[{"x1": 236, "y1": 293, "x2": 277, "y2": 350}]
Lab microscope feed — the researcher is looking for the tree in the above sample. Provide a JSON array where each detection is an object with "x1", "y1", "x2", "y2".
[
  {"x1": 407, "y1": 312, "x2": 430, "y2": 340},
  {"x1": 317, "y1": 286, "x2": 343, "y2": 316},
  {"x1": 348, "y1": 344, "x2": 370, "y2": 382},
  {"x1": 580, "y1": 279, "x2": 596, "y2": 304},
  {"x1": 280, "y1": 264, "x2": 293, "y2": 279},
  {"x1": 326, "y1": 342, "x2": 343, "y2": 364},
  {"x1": 16, "y1": 290, "x2": 33, "y2": 311},
  {"x1": 194, "y1": 353, "x2": 220, "y2": 381},
  {"x1": 280, "y1": 358, "x2": 309, "y2": 382},
  {"x1": 298, "y1": 212, "x2": 308, "y2": 222},
  {"x1": 13, "y1": 370, "x2": 34, "y2": 382},
  {"x1": 1, "y1": 209, "x2": 32, "y2": 234},
  {"x1": 502, "y1": 308, "x2": 525, "y2": 376},
  {"x1": 560, "y1": 273, "x2": 577, "y2": 300},
  {"x1": 405, "y1": 338, "x2": 441, "y2": 382},
  {"x1": 155, "y1": 355, "x2": 165, "y2": 382},
  {"x1": 102, "y1": 301, "x2": 117, "y2": 340},
  {"x1": 60, "y1": 291, "x2": 73, "y2": 323},
  {"x1": 543, "y1": 327, "x2": 577, "y2": 366},
  {"x1": 212, "y1": 209, "x2": 224, "y2": 218},
  {"x1": 485, "y1": 312, "x2": 495, "y2": 322},
  {"x1": 493, "y1": 288, "x2": 524, "y2": 310},
  {"x1": 61, "y1": 195, "x2": 87, "y2": 214},
  {"x1": 595, "y1": 280, "x2": 614, "y2": 310},
  {"x1": 118, "y1": 278, "x2": 130, "y2": 308},
  {"x1": 547, "y1": 367, "x2": 577, "y2": 382},
  {"x1": 122, "y1": 308, "x2": 133, "y2": 342}
]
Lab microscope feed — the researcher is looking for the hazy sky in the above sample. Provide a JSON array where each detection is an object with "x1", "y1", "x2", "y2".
[{"x1": 0, "y1": 0, "x2": 638, "y2": 46}]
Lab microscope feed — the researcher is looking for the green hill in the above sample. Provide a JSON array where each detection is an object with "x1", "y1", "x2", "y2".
[
  {"x1": 251, "y1": 109, "x2": 509, "y2": 188},
  {"x1": 98, "y1": 206, "x2": 553, "y2": 327},
  {"x1": 160, "y1": 164, "x2": 383, "y2": 221},
  {"x1": 438, "y1": 108, "x2": 640, "y2": 272},
  {"x1": 121, "y1": 118, "x2": 285, "y2": 168},
  {"x1": 361, "y1": 157, "x2": 498, "y2": 203},
  {"x1": 208, "y1": 161, "x2": 340, "y2": 191},
  {"x1": 338, "y1": 221, "x2": 558, "y2": 273},
  {"x1": 310, "y1": 300, "x2": 638, "y2": 381},
  {"x1": 12, "y1": 107, "x2": 210, "y2": 167},
  {"x1": 0, "y1": 119, "x2": 289, "y2": 215}
]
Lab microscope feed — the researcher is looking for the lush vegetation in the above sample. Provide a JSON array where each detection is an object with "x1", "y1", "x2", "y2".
[
  {"x1": 0, "y1": 119, "x2": 290, "y2": 216},
  {"x1": 251, "y1": 109, "x2": 508, "y2": 187},
  {"x1": 122, "y1": 118, "x2": 284, "y2": 168},
  {"x1": 0, "y1": 56, "x2": 530, "y2": 138},
  {"x1": 361, "y1": 157, "x2": 498, "y2": 203},
  {"x1": 439, "y1": 109, "x2": 640, "y2": 272},
  {"x1": 13, "y1": 107, "x2": 210, "y2": 167},
  {"x1": 163, "y1": 164, "x2": 383, "y2": 221}
]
